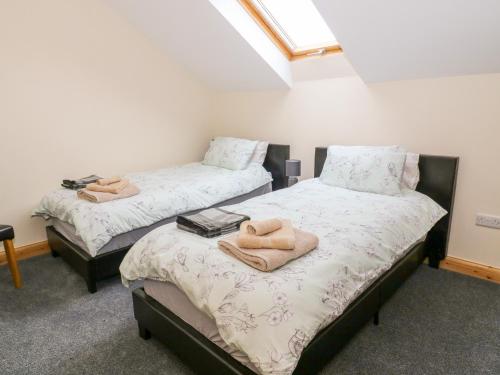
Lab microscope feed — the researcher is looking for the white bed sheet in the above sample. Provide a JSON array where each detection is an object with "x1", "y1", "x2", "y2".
[
  {"x1": 33, "y1": 163, "x2": 272, "y2": 256},
  {"x1": 120, "y1": 179, "x2": 446, "y2": 375}
]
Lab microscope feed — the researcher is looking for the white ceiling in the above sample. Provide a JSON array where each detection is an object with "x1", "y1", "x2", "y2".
[
  {"x1": 105, "y1": 0, "x2": 500, "y2": 89},
  {"x1": 314, "y1": 0, "x2": 500, "y2": 82},
  {"x1": 105, "y1": 0, "x2": 291, "y2": 90}
]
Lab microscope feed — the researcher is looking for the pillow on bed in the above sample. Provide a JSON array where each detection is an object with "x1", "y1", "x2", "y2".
[
  {"x1": 320, "y1": 146, "x2": 406, "y2": 195},
  {"x1": 322, "y1": 145, "x2": 420, "y2": 190},
  {"x1": 249, "y1": 141, "x2": 269, "y2": 165},
  {"x1": 202, "y1": 137, "x2": 258, "y2": 170}
]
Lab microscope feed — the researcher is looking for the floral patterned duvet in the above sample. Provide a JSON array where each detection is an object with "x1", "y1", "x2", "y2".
[
  {"x1": 33, "y1": 163, "x2": 272, "y2": 256},
  {"x1": 120, "y1": 178, "x2": 446, "y2": 375}
]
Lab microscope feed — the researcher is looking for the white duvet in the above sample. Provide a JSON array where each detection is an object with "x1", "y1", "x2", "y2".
[
  {"x1": 33, "y1": 163, "x2": 272, "y2": 256},
  {"x1": 120, "y1": 179, "x2": 446, "y2": 375}
]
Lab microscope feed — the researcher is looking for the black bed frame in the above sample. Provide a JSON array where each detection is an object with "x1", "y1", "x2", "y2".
[
  {"x1": 132, "y1": 148, "x2": 459, "y2": 375},
  {"x1": 47, "y1": 144, "x2": 290, "y2": 293}
]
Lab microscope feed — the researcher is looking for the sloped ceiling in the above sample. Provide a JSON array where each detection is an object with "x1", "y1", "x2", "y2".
[
  {"x1": 105, "y1": 0, "x2": 291, "y2": 90},
  {"x1": 106, "y1": 0, "x2": 500, "y2": 89},
  {"x1": 314, "y1": 0, "x2": 500, "y2": 82}
]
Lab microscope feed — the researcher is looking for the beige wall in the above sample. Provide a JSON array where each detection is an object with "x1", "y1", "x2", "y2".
[
  {"x1": 1, "y1": 1, "x2": 498, "y2": 269},
  {"x1": 0, "y1": 0, "x2": 212, "y2": 249},
  {"x1": 212, "y1": 73, "x2": 500, "y2": 268}
]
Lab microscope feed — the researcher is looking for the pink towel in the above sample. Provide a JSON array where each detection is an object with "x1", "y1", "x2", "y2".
[
  {"x1": 86, "y1": 179, "x2": 129, "y2": 194},
  {"x1": 77, "y1": 183, "x2": 139, "y2": 203},
  {"x1": 245, "y1": 218, "x2": 282, "y2": 236},
  {"x1": 237, "y1": 220, "x2": 295, "y2": 250},
  {"x1": 218, "y1": 228, "x2": 318, "y2": 272}
]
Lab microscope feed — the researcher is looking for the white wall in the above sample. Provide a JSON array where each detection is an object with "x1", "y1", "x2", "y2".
[
  {"x1": 0, "y1": 0, "x2": 212, "y2": 249},
  {"x1": 212, "y1": 73, "x2": 500, "y2": 268}
]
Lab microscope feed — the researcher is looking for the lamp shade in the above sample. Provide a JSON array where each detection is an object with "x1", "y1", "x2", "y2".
[{"x1": 285, "y1": 159, "x2": 301, "y2": 177}]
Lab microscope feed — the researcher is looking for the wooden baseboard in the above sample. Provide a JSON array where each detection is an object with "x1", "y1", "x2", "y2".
[
  {"x1": 0, "y1": 240, "x2": 50, "y2": 266},
  {"x1": 441, "y1": 256, "x2": 500, "y2": 284},
  {"x1": 2, "y1": 241, "x2": 498, "y2": 285}
]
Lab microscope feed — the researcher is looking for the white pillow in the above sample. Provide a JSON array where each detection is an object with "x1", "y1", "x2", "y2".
[
  {"x1": 321, "y1": 145, "x2": 420, "y2": 190},
  {"x1": 249, "y1": 141, "x2": 269, "y2": 165},
  {"x1": 320, "y1": 146, "x2": 406, "y2": 195},
  {"x1": 202, "y1": 137, "x2": 258, "y2": 170}
]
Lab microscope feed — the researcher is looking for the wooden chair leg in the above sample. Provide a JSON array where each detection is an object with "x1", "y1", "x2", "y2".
[{"x1": 4, "y1": 239, "x2": 22, "y2": 288}]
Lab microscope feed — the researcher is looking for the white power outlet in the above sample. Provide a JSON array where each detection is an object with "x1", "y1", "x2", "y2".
[{"x1": 476, "y1": 213, "x2": 500, "y2": 229}]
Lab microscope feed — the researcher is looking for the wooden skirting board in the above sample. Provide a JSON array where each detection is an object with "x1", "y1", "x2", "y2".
[
  {"x1": 0, "y1": 240, "x2": 498, "y2": 285},
  {"x1": 441, "y1": 256, "x2": 500, "y2": 284},
  {"x1": 0, "y1": 240, "x2": 50, "y2": 266}
]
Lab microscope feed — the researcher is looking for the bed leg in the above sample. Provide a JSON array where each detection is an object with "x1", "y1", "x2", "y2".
[
  {"x1": 51, "y1": 249, "x2": 60, "y2": 258},
  {"x1": 428, "y1": 253, "x2": 440, "y2": 269},
  {"x1": 86, "y1": 278, "x2": 97, "y2": 294},
  {"x1": 138, "y1": 324, "x2": 151, "y2": 340},
  {"x1": 373, "y1": 311, "x2": 379, "y2": 326}
]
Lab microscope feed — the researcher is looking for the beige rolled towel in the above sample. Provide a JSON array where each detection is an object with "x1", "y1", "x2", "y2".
[
  {"x1": 218, "y1": 228, "x2": 318, "y2": 272},
  {"x1": 97, "y1": 177, "x2": 121, "y2": 186},
  {"x1": 237, "y1": 220, "x2": 295, "y2": 250},
  {"x1": 245, "y1": 218, "x2": 282, "y2": 236},
  {"x1": 87, "y1": 179, "x2": 129, "y2": 194},
  {"x1": 78, "y1": 183, "x2": 139, "y2": 203}
]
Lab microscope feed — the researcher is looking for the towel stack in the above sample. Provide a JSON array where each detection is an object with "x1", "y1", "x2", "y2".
[
  {"x1": 218, "y1": 219, "x2": 319, "y2": 272},
  {"x1": 177, "y1": 208, "x2": 250, "y2": 238},
  {"x1": 77, "y1": 177, "x2": 140, "y2": 203}
]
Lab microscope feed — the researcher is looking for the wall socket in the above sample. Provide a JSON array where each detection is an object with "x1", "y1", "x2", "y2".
[{"x1": 475, "y1": 213, "x2": 500, "y2": 229}]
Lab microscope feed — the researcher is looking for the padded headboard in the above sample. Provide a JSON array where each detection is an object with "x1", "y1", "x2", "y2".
[
  {"x1": 264, "y1": 144, "x2": 290, "y2": 191},
  {"x1": 314, "y1": 147, "x2": 459, "y2": 267}
]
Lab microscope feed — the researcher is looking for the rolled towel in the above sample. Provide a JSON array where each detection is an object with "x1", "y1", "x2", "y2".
[
  {"x1": 218, "y1": 228, "x2": 318, "y2": 272},
  {"x1": 86, "y1": 179, "x2": 129, "y2": 194},
  {"x1": 245, "y1": 218, "x2": 282, "y2": 236},
  {"x1": 97, "y1": 177, "x2": 121, "y2": 186},
  {"x1": 237, "y1": 220, "x2": 295, "y2": 250},
  {"x1": 77, "y1": 183, "x2": 139, "y2": 203}
]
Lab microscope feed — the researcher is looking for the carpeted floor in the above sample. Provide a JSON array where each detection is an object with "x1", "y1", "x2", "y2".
[{"x1": 1, "y1": 254, "x2": 499, "y2": 375}]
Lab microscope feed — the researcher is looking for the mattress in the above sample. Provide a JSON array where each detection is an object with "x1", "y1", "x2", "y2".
[
  {"x1": 51, "y1": 182, "x2": 272, "y2": 256},
  {"x1": 143, "y1": 237, "x2": 425, "y2": 373}
]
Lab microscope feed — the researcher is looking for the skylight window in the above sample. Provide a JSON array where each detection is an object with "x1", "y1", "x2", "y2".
[{"x1": 240, "y1": 0, "x2": 341, "y2": 60}]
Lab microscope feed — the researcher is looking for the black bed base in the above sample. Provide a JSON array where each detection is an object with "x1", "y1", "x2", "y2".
[
  {"x1": 47, "y1": 144, "x2": 291, "y2": 293},
  {"x1": 133, "y1": 241, "x2": 427, "y2": 375},
  {"x1": 47, "y1": 226, "x2": 128, "y2": 293}
]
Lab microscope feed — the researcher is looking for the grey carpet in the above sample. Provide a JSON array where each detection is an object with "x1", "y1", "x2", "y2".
[{"x1": 1, "y1": 255, "x2": 499, "y2": 375}]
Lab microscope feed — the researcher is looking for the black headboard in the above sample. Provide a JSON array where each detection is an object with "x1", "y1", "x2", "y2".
[
  {"x1": 314, "y1": 147, "x2": 459, "y2": 267},
  {"x1": 264, "y1": 144, "x2": 290, "y2": 191}
]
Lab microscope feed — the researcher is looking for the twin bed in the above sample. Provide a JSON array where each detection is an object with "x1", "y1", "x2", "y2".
[
  {"x1": 35, "y1": 143, "x2": 290, "y2": 292},
  {"x1": 118, "y1": 147, "x2": 458, "y2": 375},
  {"x1": 35, "y1": 139, "x2": 459, "y2": 374}
]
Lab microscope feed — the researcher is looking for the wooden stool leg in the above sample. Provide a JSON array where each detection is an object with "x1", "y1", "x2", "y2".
[{"x1": 4, "y1": 239, "x2": 22, "y2": 288}]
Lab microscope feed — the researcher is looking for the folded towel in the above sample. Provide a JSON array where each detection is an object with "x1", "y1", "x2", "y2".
[
  {"x1": 218, "y1": 228, "x2": 318, "y2": 272},
  {"x1": 245, "y1": 218, "x2": 282, "y2": 236},
  {"x1": 86, "y1": 179, "x2": 129, "y2": 194},
  {"x1": 97, "y1": 177, "x2": 121, "y2": 186},
  {"x1": 77, "y1": 183, "x2": 139, "y2": 203},
  {"x1": 177, "y1": 208, "x2": 250, "y2": 238},
  {"x1": 237, "y1": 220, "x2": 295, "y2": 250}
]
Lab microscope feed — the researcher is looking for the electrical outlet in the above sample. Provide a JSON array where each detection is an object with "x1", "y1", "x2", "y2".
[{"x1": 475, "y1": 213, "x2": 500, "y2": 229}]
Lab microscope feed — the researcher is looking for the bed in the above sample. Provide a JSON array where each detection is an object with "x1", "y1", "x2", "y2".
[
  {"x1": 36, "y1": 143, "x2": 290, "y2": 293},
  {"x1": 121, "y1": 147, "x2": 458, "y2": 375}
]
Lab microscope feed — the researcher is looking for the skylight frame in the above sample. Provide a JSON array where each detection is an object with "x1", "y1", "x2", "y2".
[{"x1": 239, "y1": 0, "x2": 342, "y2": 61}]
